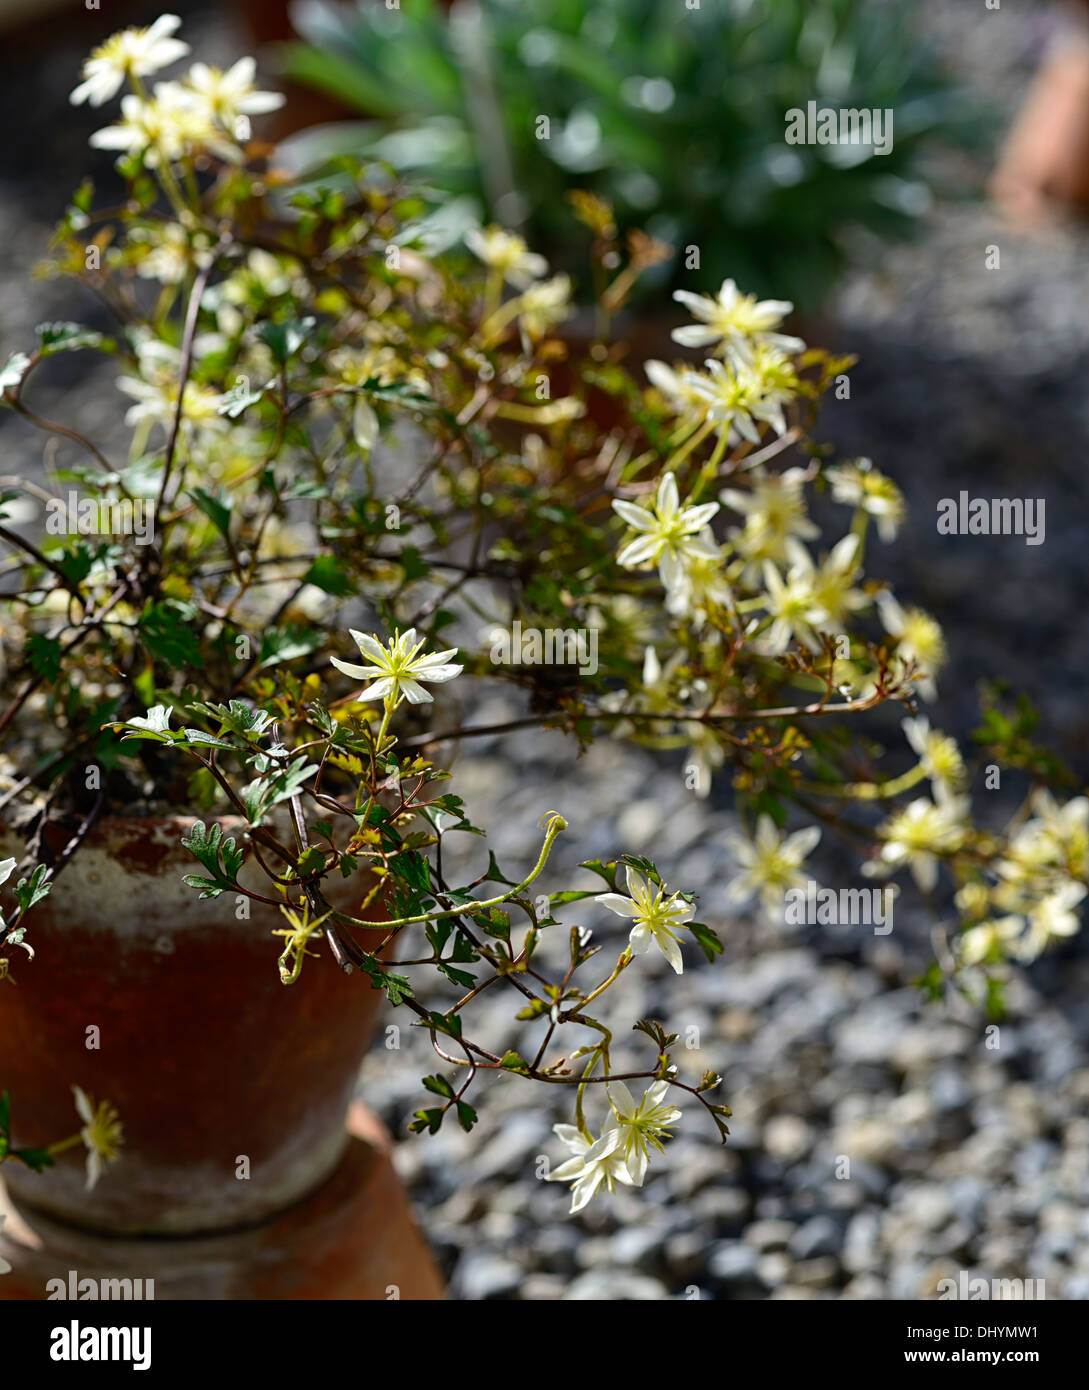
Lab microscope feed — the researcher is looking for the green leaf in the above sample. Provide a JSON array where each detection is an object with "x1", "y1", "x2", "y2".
[
  {"x1": 180, "y1": 821, "x2": 245, "y2": 898},
  {"x1": 11, "y1": 1145, "x2": 55, "y2": 1173},
  {"x1": 380, "y1": 971, "x2": 413, "y2": 1005},
  {"x1": 13, "y1": 865, "x2": 51, "y2": 915},
  {"x1": 619, "y1": 854, "x2": 662, "y2": 886},
  {"x1": 118, "y1": 703, "x2": 176, "y2": 743},
  {"x1": 499, "y1": 1049, "x2": 530, "y2": 1074},
  {"x1": 257, "y1": 625, "x2": 323, "y2": 672},
  {"x1": 181, "y1": 729, "x2": 234, "y2": 750},
  {"x1": 53, "y1": 540, "x2": 98, "y2": 587},
  {"x1": 302, "y1": 554, "x2": 354, "y2": 597},
  {"x1": 409, "y1": 1107, "x2": 445, "y2": 1135},
  {"x1": 25, "y1": 633, "x2": 63, "y2": 682},
  {"x1": 308, "y1": 701, "x2": 335, "y2": 737},
  {"x1": 240, "y1": 757, "x2": 318, "y2": 827},
  {"x1": 437, "y1": 962, "x2": 475, "y2": 987},
  {"x1": 217, "y1": 380, "x2": 265, "y2": 419},
  {"x1": 296, "y1": 845, "x2": 326, "y2": 876},
  {"x1": 689, "y1": 921, "x2": 723, "y2": 961},
  {"x1": 36, "y1": 321, "x2": 112, "y2": 356},
  {"x1": 188, "y1": 486, "x2": 232, "y2": 537},
  {"x1": 0, "y1": 352, "x2": 31, "y2": 396},
  {"x1": 455, "y1": 1100, "x2": 477, "y2": 1133},
  {"x1": 139, "y1": 599, "x2": 204, "y2": 670},
  {"x1": 256, "y1": 316, "x2": 316, "y2": 364},
  {"x1": 422, "y1": 1073, "x2": 455, "y2": 1099},
  {"x1": 577, "y1": 858, "x2": 618, "y2": 890},
  {"x1": 399, "y1": 544, "x2": 429, "y2": 582}
]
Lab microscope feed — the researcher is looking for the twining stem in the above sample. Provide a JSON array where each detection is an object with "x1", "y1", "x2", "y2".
[
  {"x1": 800, "y1": 762, "x2": 929, "y2": 801},
  {"x1": 329, "y1": 813, "x2": 567, "y2": 937}
]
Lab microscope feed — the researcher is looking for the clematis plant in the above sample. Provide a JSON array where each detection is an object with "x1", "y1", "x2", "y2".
[{"x1": 0, "y1": 16, "x2": 1084, "y2": 1211}]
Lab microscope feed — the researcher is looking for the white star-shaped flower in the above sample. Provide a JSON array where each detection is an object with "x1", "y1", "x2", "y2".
[
  {"x1": 545, "y1": 1122, "x2": 634, "y2": 1213},
  {"x1": 872, "y1": 796, "x2": 968, "y2": 893},
  {"x1": 613, "y1": 472, "x2": 720, "y2": 595},
  {"x1": 73, "y1": 1086, "x2": 124, "y2": 1192},
  {"x1": 330, "y1": 628, "x2": 463, "y2": 706},
  {"x1": 465, "y1": 226, "x2": 549, "y2": 288},
  {"x1": 184, "y1": 57, "x2": 284, "y2": 132},
  {"x1": 607, "y1": 1079, "x2": 681, "y2": 1184},
  {"x1": 596, "y1": 866, "x2": 692, "y2": 974},
  {"x1": 671, "y1": 279, "x2": 806, "y2": 359},
  {"x1": 1020, "y1": 882, "x2": 1086, "y2": 961},
  {"x1": 724, "y1": 814, "x2": 822, "y2": 919},
  {"x1": 70, "y1": 15, "x2": 189, "y2": 107}
]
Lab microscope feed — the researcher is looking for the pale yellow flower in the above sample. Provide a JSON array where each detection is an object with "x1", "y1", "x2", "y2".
[
  {"x1": 465, "y1": 226, "x2": 549, "y2": 288},
  {"x1": 184, "y1": 56, "x2": 284, "y2": 133},
  {"x1": 902, "y1": 716, "x2": 966, "y2": 801},
  {"x1": 73, "y1": 1086, "x2": 124, "y2": 1192},
  {"x1": 877, "y1": 592, "x2": 946, "y2": 701},
  {"x1": 596, "y1": 866, "x2": 692, "y2": 974},
  {"x1": 90, "y1": 82, "x2": 234, "y2": 166},
  {"x1": 724, "y1": 815, "x2": 821, "y2": 918},
  {"x1": 721, "y1": 467, "x2": 819, "y2": 569},
  {"x1": 613, "y1": 472, "x2": 720, "y2": 596},
  {"x1": 607, "y1": 1080, "x2": 681, "y2": 1183},
  {"x1": 70, "y1": 14, "x2": 189, "y2": 107},
  {"x1": 672, "y1": 279, "x2": 805, "y2": 359},
  {"x1": 872, "y1": 796, "x2": 968, "y2": 892},
  {"x1": 826, "y1": 459, "x2": 905, "y2": 542},
  {"x1": 546, "y1": 1122, "x2": 634, "y2": 1213},
  {"x1": 330, "y1": 628, "x2": 462, "y2": 706},
  {"x1": 960, "y1": 916, "x2": 1022, "y2": 966}
]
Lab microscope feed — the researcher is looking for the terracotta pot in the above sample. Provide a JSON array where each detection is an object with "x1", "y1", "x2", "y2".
[{"x1": 0, "y1": 816, "x2": 389, "y2": 1236}]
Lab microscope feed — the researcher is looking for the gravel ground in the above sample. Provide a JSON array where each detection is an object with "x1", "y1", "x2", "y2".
[{"x1": 3, "y1": 0, "x2": 1088, "y2": 1300}]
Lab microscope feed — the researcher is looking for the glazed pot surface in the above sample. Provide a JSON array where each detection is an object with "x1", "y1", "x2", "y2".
[{"x1": 0, "y1": 816, "x2": 387, "y2": 1235}]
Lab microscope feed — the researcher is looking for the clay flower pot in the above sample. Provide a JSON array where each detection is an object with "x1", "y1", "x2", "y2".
[{"x1": 0, "y1": 816, "x2": 388, "y2": 1236}]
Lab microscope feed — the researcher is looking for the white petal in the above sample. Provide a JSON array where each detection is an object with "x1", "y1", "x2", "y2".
[
  {"x1": 89, "y1": 127, "x2": 139, "y2": 151},
  {"x1": 657, "y1": 934, "x2": 684, "y2": 974},
  {"x1": 352, "y1": 397, "x2": 378, "y2": 451},
  {"x1": 623, "y1": 865, "x2": 647, "y2": 899},
  {"x1": 673, "y1": 289, "x2": 712, "y2": 314},
  {"x1": 416, "y1": 663, "x2": 462, "y2": 684},
  {"x1": 585, "y1": 1129, "x2": 622, "y2": 1161},
  {"x1": 549, "y1": 1156, "x2": 588, "y2": 1182},
  {"x1": 625, "y1": 1148, "x2": 649, "y2": 1185},
  {"x1": 671, "y1": 325, "x2": 719, "y2": 348},
  {"x1": 330, "y1": 656, "x2": 373, "y2": 681},
  {"x1": 785, "y1": 825, "x2": 821, "y2": 860},
  {"x1": 349, "y1": 630, "x2": 388, "y2": 664},
  {"x1": 656, "y1": 472, "x2": 680, "y2": 519},
  {"x1": 72, "y1": 1086, "x2": 93, "y2": 1126},
  {"x1": 606, "y1": 1080, "x2": 636, "y2": 1118},
  {"x1": 628, "y1": 924, "x2": 652, "y2": 955},
  {"x1": 617, "y1": 535, "x2": 660, "y2": 567},
  {"x1": 569, "y1": 1172, "x2": 602, "y2": 1212},
  {"x1": 552, "y1": 1123, "x2": 588, "y2": 1153},
  {"x1": 359, "y1": 677, "x2": 394, "y2": 703},
  {"x1": 612, "y1": 499, "x2": 656, "y2": 532},
  {"x1": 659, "y1": 548, "x2": 687, "y2": 594},
  {"x1": 414, "y1": 646, "x2": 460, "y2": 667},
  {"x1": 597, "y1": 893, "x2": 637, "y2": 918},
  {"x1": 239, "y1": 90, "x2": 286, "y2": 114},
  {"x1": 397, "y1": 678, "x2": 433, "y2": 705},
  {"x1": 680, "y1": 501, "x2": 720, "y2": 531},
  {"x1": 645, "y1": 1080, "x2": 671, "y2": 1107}
]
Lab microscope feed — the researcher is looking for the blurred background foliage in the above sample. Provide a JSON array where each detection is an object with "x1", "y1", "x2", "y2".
[{"x1": 279, "y1": 0, "x2": 981, "y2": 311}]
